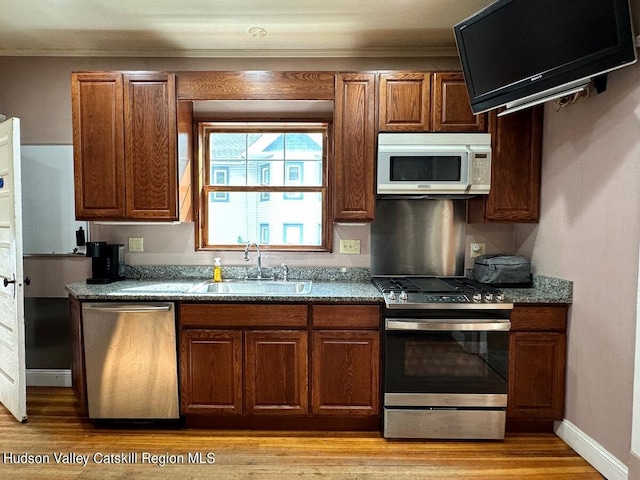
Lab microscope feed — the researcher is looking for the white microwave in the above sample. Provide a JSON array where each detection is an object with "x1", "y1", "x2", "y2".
[{"x1": 377, "y1": 133, "x2": 492, "y2": 196}]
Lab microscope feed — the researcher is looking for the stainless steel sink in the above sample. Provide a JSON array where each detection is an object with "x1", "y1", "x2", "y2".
[{"x1": 186, "y1": 279, "x2": 312, "y2": 295}]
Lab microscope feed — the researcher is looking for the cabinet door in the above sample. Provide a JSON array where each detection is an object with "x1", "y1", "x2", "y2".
[
  {"x1": 245, "y1": 330, "x2": 308, "y2": 415},
  {"x1": 179, "y1": 329, "x2": 243, "y2": 415},
  {"x1": 432, "y1": 72, "x2": 486, "y2": 132},
  {"x1": 468, "y1": 106, "x2": 543, "y2": 223},
  {"x1": 508, "y1": 331, "x2": 566, "y2": 420},
  {"x1": 379, "y1": 72, "x2": 431, "y2": 131},
  {"x1": 311, "y1": 330, "x2": 380, "y2": 416},
  {"x1": 123, "y1": 73, "x2": 178, "y2": 220},
  {"x1": 177, "y1": 100, "x2": 194, "y2": 222},
  {"x1": 71, "y1": 72, "x2": 126, "y2": 219},
  {"x1": 69, "y1": 296, "x2": 86, "y2": 413},
  {"x1": 333, "y1": 72, "x2": 376, "y2": 222}
]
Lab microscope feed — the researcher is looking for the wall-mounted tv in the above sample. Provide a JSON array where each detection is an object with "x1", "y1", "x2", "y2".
[{"x1": 454, "y1": 0, "x2": 637, "y2": 115}]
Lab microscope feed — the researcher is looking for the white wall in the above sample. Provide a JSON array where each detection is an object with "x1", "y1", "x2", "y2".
[{"x1": 516, "y1": 62, "x2": 640, "y2": 467}]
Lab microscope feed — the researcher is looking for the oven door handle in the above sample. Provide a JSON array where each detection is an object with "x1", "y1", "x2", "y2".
[{"x1": 385, "y1": 318, "x2": 511, "y2": 332}]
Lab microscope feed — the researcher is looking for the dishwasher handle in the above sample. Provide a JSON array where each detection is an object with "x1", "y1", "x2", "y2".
[{"x1": 83, "y1": 304, "x2": 173, "y2": 313}]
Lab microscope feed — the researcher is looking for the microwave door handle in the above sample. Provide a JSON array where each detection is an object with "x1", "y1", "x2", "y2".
[{"x1": 385, "y1": 318, "x2": 511, "y2": 332}]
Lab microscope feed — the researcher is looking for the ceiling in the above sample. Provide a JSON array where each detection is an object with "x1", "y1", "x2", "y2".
[{"x1": 1, "y1": 0, "x2": 495, "y2": 58}]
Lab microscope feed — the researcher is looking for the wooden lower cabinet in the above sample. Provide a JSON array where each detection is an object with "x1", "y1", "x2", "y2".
[
  {"x1": 245, "y1": 330, "x2": 308, "y2": 415},
  {"x1": 179, "y1": 329, "x2": 243, "y2": 415},
  {"x1": 507, "y1": 304, "x2": 568, "y2": 431},
  {"x1": 178, "y1": 302, "x2": 381, "y2": 430},
  {"x1": 311, "y1": 330, "x2": 380, "y2": 416},
  {"x1": 69, "y1": 295, "x2": 86, "y2": 414},
  {"x1": 179, "y1": 328, "x2": 307, "y2": 416}
]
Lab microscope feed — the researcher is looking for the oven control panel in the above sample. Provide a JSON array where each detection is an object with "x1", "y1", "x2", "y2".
[
  {"x1": 382, "y1": 291, "x2": 513, "y2": 310},
  {"x1": 423, "y1": 294, "x2": 469, "y2": 303}
]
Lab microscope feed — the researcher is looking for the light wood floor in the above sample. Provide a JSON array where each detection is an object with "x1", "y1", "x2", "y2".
[{"x1": 0, "y1": 387, "x2": 603, "y2": 479}]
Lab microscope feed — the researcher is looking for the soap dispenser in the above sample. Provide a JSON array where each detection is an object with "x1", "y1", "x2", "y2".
[{"x1": 213, "y1": 258, "x2": 222, "y2": 282}]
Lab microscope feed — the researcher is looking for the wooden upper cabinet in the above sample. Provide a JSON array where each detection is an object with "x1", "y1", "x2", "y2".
[
  {"x1": 71, "y1": 71, "x2": 178, "y2": 221},
  {"x1": 72, "y1": 72, "x2": 126, "y2": 219},
  {"x1": 333, "y1": 72, "x2": 376, "y2": 223},
  {"x1": 432, "y1": 72, "x2": 486, "y2": 132},
  {"x1": 468, "y1": 105, "x2": 543, "y2": 223},
  {"x1": 378, "y1": 71, "x2": 484, "y2": 133},
  {"x1": 379, "y1": 72, "x2": 431, "y2": 131},
  {"x1": 123, "y1": 73, "x2": 178, "y2": 220}
]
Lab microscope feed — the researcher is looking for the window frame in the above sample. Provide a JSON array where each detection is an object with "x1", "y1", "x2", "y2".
[{"x1": 195, "y1": 121, "x2": 332, "y2": 252}]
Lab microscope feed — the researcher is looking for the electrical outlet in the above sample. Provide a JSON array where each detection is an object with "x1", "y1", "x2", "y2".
[
  {"x1": 470, "y1": 243, "x2": 486, "y2": 258},
  {"x1": 128, "y1": 237, "x2": 144, "y2": 252},
  {"x1": 339, "y1": 239, "x2": 361, "y2": 255}
]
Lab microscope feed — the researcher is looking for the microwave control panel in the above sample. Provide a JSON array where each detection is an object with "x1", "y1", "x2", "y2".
[{"x1": 471, "y1": 153, "x2": 491, "y2": 185}]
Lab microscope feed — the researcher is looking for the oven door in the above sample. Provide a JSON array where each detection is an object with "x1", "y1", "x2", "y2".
[{"x1": 383, "y1": 316, "x2": 510, "y2": 439}]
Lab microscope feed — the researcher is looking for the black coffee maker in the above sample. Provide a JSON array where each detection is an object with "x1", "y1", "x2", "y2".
[{"x1": 86, "y1": 241, "x2": 124, "y2": 284}]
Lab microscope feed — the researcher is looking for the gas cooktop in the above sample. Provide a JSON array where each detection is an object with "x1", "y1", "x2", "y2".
[{"x1": 371, "y1": 275, "x2": 513, "y2": 309}]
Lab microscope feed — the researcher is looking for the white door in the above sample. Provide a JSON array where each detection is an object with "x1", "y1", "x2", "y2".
[{"x1": 0, "y1": 117, "x2": 26, "y2": 422}]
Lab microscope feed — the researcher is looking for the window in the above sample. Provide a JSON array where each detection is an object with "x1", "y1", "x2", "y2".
[
  {"x1": 211, "y1": 167, "x2": 229, "y2": 202},
  {"x1": 284, "y1": 162, "x2": 304, "y2": 200},
  {"x1": 260, "y1": 165, "x2": 270, "y2": 202},
  {"x1": 196, "y1": 122, "x2": 331, "y2": 251},
  {"x1": 283, "y1": 224, "x2": 304, "y2": 244},
  {"x1": 260, "y1": 223, "x2": 270, "y2": 244}
]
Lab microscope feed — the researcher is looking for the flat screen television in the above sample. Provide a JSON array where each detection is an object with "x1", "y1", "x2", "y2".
[{"x1": 454, "y1": 0, "x2": 637, "y2": 115}]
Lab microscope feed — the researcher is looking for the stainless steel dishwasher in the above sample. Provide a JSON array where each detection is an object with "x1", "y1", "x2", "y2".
[{"x1": 82, "y1": 302, "x2": 179, "y2": 420}]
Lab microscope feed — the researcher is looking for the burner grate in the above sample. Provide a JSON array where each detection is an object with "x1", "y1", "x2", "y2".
[
  {"x1": 371, "y1": 278, "x2": 422, "y2": 293},
  {"x1": 372, "y1": 276, "x2": 502, "y2": 296}
]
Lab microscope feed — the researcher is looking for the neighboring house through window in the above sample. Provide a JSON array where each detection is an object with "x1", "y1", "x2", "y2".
[{"x1": 195, "y1": 122, "x2": 330, "y2": 251}]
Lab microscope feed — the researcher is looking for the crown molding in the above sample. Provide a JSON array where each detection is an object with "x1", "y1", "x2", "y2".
[{"x1": 0, "y1": 46, "x2": 459, "y2": 58}]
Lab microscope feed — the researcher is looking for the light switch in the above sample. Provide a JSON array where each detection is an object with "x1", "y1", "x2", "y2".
[{"x1": 340, "y1": 239, "x2": 361, "y2": 254}]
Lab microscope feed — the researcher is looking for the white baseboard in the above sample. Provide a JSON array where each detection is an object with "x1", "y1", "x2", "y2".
[
  {"x1": 555, "y1": 419, "x2": 628, "y2": 480},
  {"x1": 26, "y1": 369, "x2": 71, "y2": 387}
]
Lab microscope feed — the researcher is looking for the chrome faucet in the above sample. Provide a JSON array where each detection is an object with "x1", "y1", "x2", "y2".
[
  {"x1": 244, "y1": 242, "x2": 263, "y2": 279},
  {"x1": 281, "y1": 263, "x2": 289, "y2": 282}
]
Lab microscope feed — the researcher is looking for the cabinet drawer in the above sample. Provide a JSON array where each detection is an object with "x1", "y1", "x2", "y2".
[
  {"x1": 180, "y1": 303, "x2": 308, "y2": 328},
  {"x1": 312, "y1": 304, "x2": 380, "y2": 329},
  {"x1": 510, "y1": 305, "x2": 568, "y2": 332}
]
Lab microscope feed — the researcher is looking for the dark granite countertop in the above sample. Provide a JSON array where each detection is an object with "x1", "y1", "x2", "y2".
[
  {"x1": 65, "y1": 266, "x2": 572, "y2": 305},
  {"x1": 489, "y1": 275, "x2": 572, "y2": 304},
  {"x1": 65, "y1": 279, "x2": 383, "y2": 303}
]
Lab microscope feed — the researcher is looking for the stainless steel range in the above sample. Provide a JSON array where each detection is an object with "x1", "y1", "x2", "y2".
[
  {"x1": 373, "y1": 275, "x2": 513, "y2": 440},
  {"x1": 370, "y1": 197, "x2": 513, "y2": 440}
]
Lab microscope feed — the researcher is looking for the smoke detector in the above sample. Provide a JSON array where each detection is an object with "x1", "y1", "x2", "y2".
[{"x1": 248, "y1": 27, "x2": 268, "y2": 38}]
